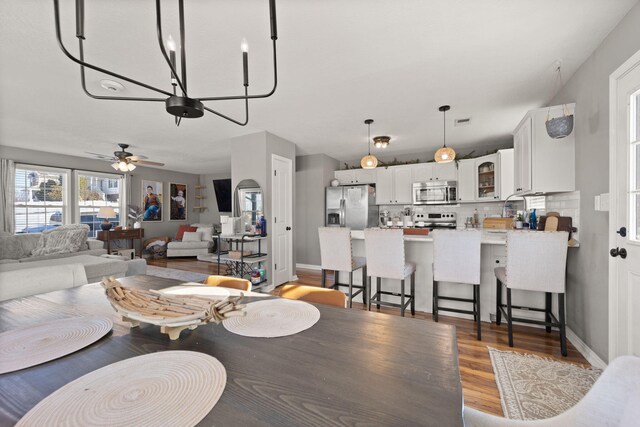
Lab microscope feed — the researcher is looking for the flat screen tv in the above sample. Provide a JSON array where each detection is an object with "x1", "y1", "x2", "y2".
[{"x1": 212, "y1": 179, "x2": 232, "y2": 213}]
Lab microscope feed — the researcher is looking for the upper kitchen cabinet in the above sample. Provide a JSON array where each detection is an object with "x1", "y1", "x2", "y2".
[
  {"x1": 513, "y1": 103, "x2": 575, "y2": 195},
  {"x1": 334, "y1": 169, "x2": 376, "y2": 185},
  {"x1": 376, "y1": 166, "x2": 413, "y2": 205},
  {"x1": 411, "y1": 162, "x2": 457, "y2": 182},
  {"x1": 457, "y1": 149, "x2": 515, "y2": 202}
]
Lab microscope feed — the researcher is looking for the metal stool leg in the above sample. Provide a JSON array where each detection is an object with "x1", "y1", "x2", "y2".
[
  {"x1": 475, "y1": 284, "x2": 481, "y2": 341},
  {"x1": 367, "y1": 276, "x2": 372, "y2": 311},
  {"x1": 400, "y1": 279, "x2": 405, "y2": 317},
  {"x1": 321, "y1": 269, "x2": 326, "y2": 288},
  {"x1": 545, "y1": 292, "x2": 552, "y2": 333},
  {"x1": 433, "y1": 280, "x2": 439, "y2": 322},
  {"x1": 348, "y1": 271, "x2": 353, "y2": 309},
  {"x1": 410, "y1": 272, "x2": 415, "y2": 316},
  {"x1": 495, "y1": 278, "x2": 502, "y2": 326},
  {"x1": 335, "y1": 271, "x2": 339, "y2": 290},
  {"x1": 559, "y1": 293, "x2": 567, "y2": 357},
  {"x1": 376, "y1": 277, "x2": 381, "y2": 310},
  {"x1": 506, "y1": 288, "x2": 514, "y2": 347},
  {"x1": 362, "y1": 266, "x2": 367, "y2": 304}
]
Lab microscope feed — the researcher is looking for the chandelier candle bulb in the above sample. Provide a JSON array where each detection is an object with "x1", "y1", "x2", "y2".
[
  {"x1": 168, "y1": 35, "x2": 177, "y2": 84},
  {"x1": 241, "y1": 39, "x2": 249, "y2": 87},
  {"x1": 75, "y1": 0, "x2": 85, "y2": 39},
  {"x1": 269, "y1": 0, "x2": 278, "y2": 40}
]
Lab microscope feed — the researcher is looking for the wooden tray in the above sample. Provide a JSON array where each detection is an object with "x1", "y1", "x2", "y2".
[{"x1": 483, "y1": 217, "x2": 514, "y2": 230}]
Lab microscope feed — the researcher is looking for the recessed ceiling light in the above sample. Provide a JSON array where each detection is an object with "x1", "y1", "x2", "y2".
[
  {"x1": 99, "y1": 79, "x2": 125, "y2": 92},
  {"x1": 454, "y1": 117, "x2": 472, "y2": 127}
]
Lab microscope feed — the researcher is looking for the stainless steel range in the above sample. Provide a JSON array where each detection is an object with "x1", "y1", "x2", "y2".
[{"x1": 412, "y1": 212, "x2": 457, "y2": 230}]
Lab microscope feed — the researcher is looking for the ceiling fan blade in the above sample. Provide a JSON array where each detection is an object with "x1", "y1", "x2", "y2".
[
  {"x1": 85, "y1": 152, "x2": 116, "y2": 160},
  {"x1": 127, "y1": 155, "x2": 148, "y2": 161},
  {"x1": 133, "y1": 159, "x2": 165, "y2": 167}
]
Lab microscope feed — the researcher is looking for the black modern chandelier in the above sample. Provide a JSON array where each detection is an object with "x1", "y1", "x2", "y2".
[{"x1": 53, "y1": 0, "x2": 279, "y2": 126}]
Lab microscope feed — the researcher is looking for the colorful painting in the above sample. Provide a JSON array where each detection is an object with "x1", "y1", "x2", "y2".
[
  {"x1": 142, "y1": 180, "x2": 162, "y2": 222},
  {"x1": 169, "y1": 183, "x2": 187, "y2": 221}
]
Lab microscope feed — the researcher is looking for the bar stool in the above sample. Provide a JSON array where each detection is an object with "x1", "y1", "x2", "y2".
[
  {"x1": 495, "y1": 231, "x2": 569, "y2": 356},
  {"x1": 364, "y1": 228, "x2": 415, "y2": 317},
  {"x1": 318, "y1": 227, "x2": 367, "y2": 308},
  {"x1": 432, "y1": 230, "x2": 482, "y2": 340}
]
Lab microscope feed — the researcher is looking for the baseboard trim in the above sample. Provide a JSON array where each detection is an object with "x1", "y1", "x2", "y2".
[
  {"x1": 566, "y1": 327, "x2": 607, "y2": 369},
  {"x1": 290, "y1": 275, "x2": 299, "y2": 281},
  {"x1": 296, "y1": 263, "x2": 322, "y2": 271}
]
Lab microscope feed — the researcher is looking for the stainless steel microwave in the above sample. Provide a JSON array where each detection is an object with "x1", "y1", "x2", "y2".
[{"x1": 412, "y1": 181, "x2": 457, "y2": 205}]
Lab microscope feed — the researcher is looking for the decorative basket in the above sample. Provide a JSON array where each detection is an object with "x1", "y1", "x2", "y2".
[
  {"x1": 228, "y1": 250, "x2": 253, "y2": 259},
  {"x1": 101, "y1": 277, "x2": 246, "y2": 340},
  {"x1": 545, "y1": 105, "x2": 574, "y2": 139}
]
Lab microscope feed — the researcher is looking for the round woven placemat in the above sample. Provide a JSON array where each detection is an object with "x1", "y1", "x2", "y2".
[
  {"x1": 17, "y1": 351, "x2": 226, "y2": 427},
  {"x1": 0, "y1": 317, "x2": 113, "y2": 374},
  {"x1": 223, "y1": 299, "x2": 320, "y2": 338}
]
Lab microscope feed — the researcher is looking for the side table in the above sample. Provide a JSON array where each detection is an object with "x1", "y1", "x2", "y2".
[{"x1": 96, "y1": 228, "x2": 145, "y2": 258}]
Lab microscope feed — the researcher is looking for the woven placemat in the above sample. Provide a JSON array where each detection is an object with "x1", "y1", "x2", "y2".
[
  {"x1": 0, "y1": 317, "x2": 113, "y2": 374},
  {"x1": 17, "y1": 351, "x2": 226, "y2": 427},
  {"x1": 223, "y1": 299, "x2": 320, "y2": 338}
]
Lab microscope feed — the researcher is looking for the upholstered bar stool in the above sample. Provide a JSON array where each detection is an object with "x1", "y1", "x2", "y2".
[
  {"x1": 495, "y1": 230, "x2": 569, "y2": 356},
  {"x1": 318, "y1": 227, "x2": 367, "y2": 308},
  {"x1": 364, "y1": 228, "x2": 416, "y2": 317},
  {"x1": 432, "y1": 230, "x2": 482, "y2": 340}
]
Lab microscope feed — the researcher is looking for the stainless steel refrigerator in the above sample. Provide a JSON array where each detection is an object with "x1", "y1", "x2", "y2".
[{"x1": 325, "y1": 185, "x2": 378, "y2": 230}]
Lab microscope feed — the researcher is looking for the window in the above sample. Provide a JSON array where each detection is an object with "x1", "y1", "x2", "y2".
[
  {"x1": 76, "y1": 171, "x2": 125, "y2": 238},
  {"x1": 630, "y1": 90, "x2": 640, "y2": 241},
  {"x1": 14, "y1": 165, "x2": 70, "y2": 233}
]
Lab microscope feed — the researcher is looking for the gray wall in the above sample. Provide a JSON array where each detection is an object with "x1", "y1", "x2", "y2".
[
  {"x1": 198, "y1": 172, "x2": 232, "y2": 227},
  {"x1": 295, "y1": 154, "x2": 340, "y2": 266},
  {"x1": 0, "y1": 145, "x2": 200, "y2": 239},
  {"x1": 550, "y1": 3, "x2": 640, "y2": 362}
]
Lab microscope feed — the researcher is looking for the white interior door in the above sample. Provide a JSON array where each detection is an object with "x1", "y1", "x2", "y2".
[
  {"x1": 272, "y1": 154, "x2": 293, "y2": 286},
  {"x1": 609, "y1": 50, "x2": 640, "y2": 359}
]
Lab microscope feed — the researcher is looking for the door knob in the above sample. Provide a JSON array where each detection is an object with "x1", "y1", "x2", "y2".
[
  {"x1": 285, "y1": 226, "x2": 291, "y2": 231},
  {"x1": 616, "y1": 227, "x2": 627, "y2": 237},
  {"x1": 610, "y1": 247, "x2": 628, "y2": 259}
]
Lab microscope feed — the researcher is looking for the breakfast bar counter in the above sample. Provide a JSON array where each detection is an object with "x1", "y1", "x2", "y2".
[{"x1": 348, "y1": 229, "x2": 572, "y2": 323}]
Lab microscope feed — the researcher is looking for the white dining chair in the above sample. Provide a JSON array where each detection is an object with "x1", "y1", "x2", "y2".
[
  {"x1": 495, "y1": 231, "x2": 569, "y2": 355},
  {"x1": 432, "y1": 229, "x2": 482, "y2": 340},
  {"x1": 318, "y1": 227, "x2": 367, "y2": 308},
  {"x1": 364, "y1": 228, "x2": 415, "y2": 317},
  {"x1": 463, "y1": 355, "x2": 640, "y2": 427}
]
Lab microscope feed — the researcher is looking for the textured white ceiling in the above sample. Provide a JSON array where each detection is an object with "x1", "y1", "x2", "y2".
[{"x1": 0, "y1": 0, "x2": 637, "y2": 173}]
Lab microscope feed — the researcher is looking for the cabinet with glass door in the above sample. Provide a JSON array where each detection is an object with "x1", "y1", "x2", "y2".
[{"x1": 477, "y1": 154, "x2": 499, "y2": 200}]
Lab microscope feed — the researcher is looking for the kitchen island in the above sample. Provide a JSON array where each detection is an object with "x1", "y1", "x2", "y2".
[{"x1": 349, "y1": 229, "x2": 574, "y2": 323}]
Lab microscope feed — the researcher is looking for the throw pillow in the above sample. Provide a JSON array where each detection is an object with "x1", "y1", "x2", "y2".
[
  {"x1": 182, "y1": 231, "x2": 203, "y2": 242},
  {"x1": 31, "y1": 224, "x2": 90, "y2": 257},
  {"x1": 176, "y1": 225, "x2": 197, "y2": 240},
  {"x1": 196, "y1": 226, "x2": 213, "y2": 242},
  {"x1": 0, "y1": 235, "x2": 27, "y2": 260}
]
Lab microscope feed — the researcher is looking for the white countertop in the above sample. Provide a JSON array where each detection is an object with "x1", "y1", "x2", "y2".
[{"x1": 350, "y1": 229, "x2": 508, "y2": 245}]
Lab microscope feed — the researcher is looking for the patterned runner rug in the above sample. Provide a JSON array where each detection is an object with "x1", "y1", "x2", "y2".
[
  {"x1": 146, "y1": 266, "x2": 209, "y2": 283},
  {"x1": 489, "y1": 347, "x2": 601, "y2": 420}
]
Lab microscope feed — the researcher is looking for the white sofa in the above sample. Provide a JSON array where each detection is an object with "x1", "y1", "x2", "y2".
[
  {"x1": 166, "y1": 223, "x2": 214, "y2": 257},
  {"x1": 0, "y1": 232, "x2": 107, "y2": 264},
  {"x1": 0, "y1": 263, "x2": 88, "y2": 301}
]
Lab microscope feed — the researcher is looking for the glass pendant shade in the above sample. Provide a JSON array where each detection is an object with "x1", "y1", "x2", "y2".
[
  {"x1": 434, "y1": 146, "x2": 456, "y2": 163},
  {"x1": 361, "y1": 154, "x2": 379, "y2": 169}
]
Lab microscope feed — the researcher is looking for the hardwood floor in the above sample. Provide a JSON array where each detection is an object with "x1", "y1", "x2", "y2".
[{"x1": 147, "y1": 258, "x2": 591, "y2": 417}]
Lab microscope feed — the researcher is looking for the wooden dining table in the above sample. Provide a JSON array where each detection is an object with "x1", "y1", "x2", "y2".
[{"x1": 0, "y1": 275, "x2": 463, "y2": 426}]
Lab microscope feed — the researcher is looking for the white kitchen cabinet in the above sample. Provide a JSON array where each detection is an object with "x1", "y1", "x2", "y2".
[
  {"x1": 513, "y1": 104, "x2": 575, "y2": 194},
  {"x1": 411, "y1": 162, "x2": 457, "y2": 182},
  {"x1": 457, "y1": 150, "x2": 515, "y2": 202},
  {"x1": 376, "y1": 166, "x2": 413, "y2": 205},
  {"x1": 334, "y1": 169, "x2": 376, "y2": 185},
  {"x1": 457, "y1": 159, "x2": 476, "y2": 202}
]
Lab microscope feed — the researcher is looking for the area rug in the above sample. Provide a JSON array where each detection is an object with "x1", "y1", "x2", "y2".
[
  {"x1": 489, "y1": 347, "x2": 601, "y2": 420},
  {"x1": 146, "y1": 266, "x2": 209, "y2": 283}
]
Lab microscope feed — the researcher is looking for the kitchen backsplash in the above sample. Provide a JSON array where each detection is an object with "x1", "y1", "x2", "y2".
[{"x1": 378, "y1": 190, "x2": 580, "y2": 240}]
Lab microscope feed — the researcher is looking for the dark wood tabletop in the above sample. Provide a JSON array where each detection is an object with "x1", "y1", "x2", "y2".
[{"x1": 0, "y1": 275, "x2": 463, "y2": 426}]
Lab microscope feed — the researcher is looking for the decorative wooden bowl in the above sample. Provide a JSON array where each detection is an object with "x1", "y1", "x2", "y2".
[{"x1": 101, "y1": 277, "x2": 246, "y2": 340}]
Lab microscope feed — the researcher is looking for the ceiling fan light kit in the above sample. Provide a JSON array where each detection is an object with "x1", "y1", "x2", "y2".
[
  {"x1": 435, "y1": 105, "x2": 456, "y2": 163},
  {"x1": 53, "y1": 0, "x2": 279, "y2": 127},
  {"x1": 360, "y1": 119, "x2": 379, "y2": 169},
  {"x1": 373, "y1": 136, "x2": 391, "y2": 149},
  {"x1": 91, "y1": 143, "x2": 164, "y2": 171}
]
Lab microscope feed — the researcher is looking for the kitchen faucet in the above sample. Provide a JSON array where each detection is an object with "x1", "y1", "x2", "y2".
[{"x1": 502, "y1": 193, "x2": 528, "y2": 218}]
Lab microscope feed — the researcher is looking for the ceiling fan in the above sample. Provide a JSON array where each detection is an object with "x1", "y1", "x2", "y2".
[{"x1": 86, "y1": 144, "x2": 165, "y2": 172}]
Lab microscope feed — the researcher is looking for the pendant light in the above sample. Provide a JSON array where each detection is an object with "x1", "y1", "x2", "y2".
[
  {"x1": 360, "y1": 119, "x2": 379, "y2": 169},
  {"x1": 545, "y1": 64, "x2": 574, "y2": 139},
  {"x1": 434, "y1": 105, "x2": 456, "y2": 163}
]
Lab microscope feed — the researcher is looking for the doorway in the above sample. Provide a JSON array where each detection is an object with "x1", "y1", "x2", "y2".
[
  {"x1": 609, "y1": 48, "x2": 640, "y2": 358},
  {"x1": 272, "y1": 154, "x2": 293, "y2": 286}
]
